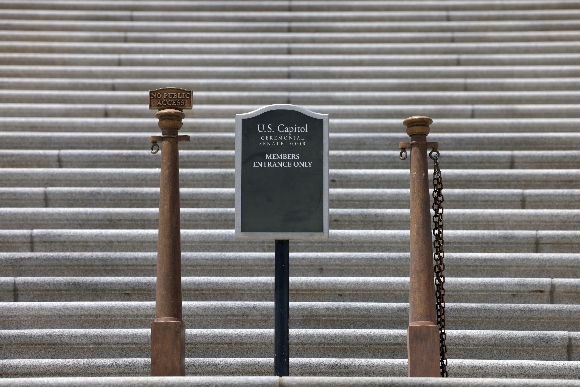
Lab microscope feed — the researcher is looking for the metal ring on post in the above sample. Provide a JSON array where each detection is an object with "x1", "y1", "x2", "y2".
[
  {"x1": 151, "y1": 142, "x2": 160, "y2": 154},
  {"x1": 400, "y1": 148, "x2": 408, "y2": 160},
  {"x1": 429, "y1": 149, "x2": 440, "y2": 161}
]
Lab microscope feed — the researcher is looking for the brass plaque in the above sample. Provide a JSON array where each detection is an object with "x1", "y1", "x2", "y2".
[{"x1": 149, "y1": 87, "x2": 192, "y2": 110}]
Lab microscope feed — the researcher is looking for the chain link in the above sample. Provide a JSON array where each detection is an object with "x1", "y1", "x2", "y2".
[{"x1": 430, "y1": 149, "x2": 448, "y2": 377}]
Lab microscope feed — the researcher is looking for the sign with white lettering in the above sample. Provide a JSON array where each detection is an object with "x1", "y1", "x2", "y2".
[
  {"x1": 149, "y1": 87, "x2": 192, "y2": 110},
  {"x1": 235, "y1": 104, "x2": 329, "y2": 240}
]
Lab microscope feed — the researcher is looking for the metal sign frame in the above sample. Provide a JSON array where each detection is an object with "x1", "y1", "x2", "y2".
[{"x1": 235, "y1": 104, "x2": 329, "y2": 240}]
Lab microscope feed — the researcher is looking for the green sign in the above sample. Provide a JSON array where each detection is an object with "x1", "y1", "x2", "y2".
[{"x1": 235, "y1": 105, "x2": 329, "y2": 240}]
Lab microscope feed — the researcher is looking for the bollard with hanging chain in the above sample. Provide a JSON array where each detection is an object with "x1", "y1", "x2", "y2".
[
  {"x1": 149, "y1": 88, "x2": 191, "y2": 376},
  {"x1": 399, "y1": 116, "x2": 442, "y2": 377}
]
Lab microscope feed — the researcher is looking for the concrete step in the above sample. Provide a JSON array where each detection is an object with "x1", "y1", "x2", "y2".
[
  {"x1": 1, "y1": 188, "x2": 578, "y2": 210},
  {"x1": 5, "y1": 90, "x2": 580, "y2": 105},
  {"x1": 0, "y1": 366, "x2": 580, "y2": 387},
  {"x1": 5, "y1": 53, "x2": 579, "y2": 67},
  {"x1": 1, "y1": 0, "x2": 578, "y2": 12},
  {"x1": 5, "y1": 10, "x2": 580, "y2": 23},
  {"x1": 3, "y1": 103, "x2": 580, "y2": 119},
  {"x1": 4, "y1": 54, "x2": 580, "y2": 67},
  {"x1": 0, "y1": 208, "x2": 577, "y2": 231},
  {"x1": 2, "y1": 374, "x2": 580, "y2": 387},
  {"x1": 1, "y1": 54, "x2": 468, "y2": 67},
  {"x1": 7, "y1": 78, "x2": 580, "y2": 93},
  {"x1": 3, "y1": 66, "x2": 579, "y2": 80},
  {"x1": 2, "y1": 277, "x2": 577, "y2": 304},
  {"x1": 0, "y1": 10, "x2": 450, "y2": 22},
  {"x1": 0, "y1": 328, "x2": 576, "y2": 361},
  {"x1": 2, "y1": 252, "x2": 579, "y2": 279},
  {"x1": 5, "y1": 31, "x2": 580, "y2": 44},
  {"x1": 0, "y1": 229, "x2": 578, "y2": 253},
  {"x1": 2, "y1": 150, "x2": 578, "y2": 170},
  {"x1": 3, "y1": 301, "x2": 580, "y2": 331},
  {"x1": 1, "y1": 168, "x2": 579, "y2": 190},
  {"x1": 0, "y1": 117, "x2": 579, "y2": 133},
  {"x1": 1, "y1": 301, "x2": 580, "y2": 331},
  {"x1": 2, "y1": 132, "x2": 580, "y2": 151},
  {"x1": 1, "y1": 19, "x2": 579, "y2": 33},
  {"x1": 1, "y1": 42, "x2": 579, "y2": 55}
]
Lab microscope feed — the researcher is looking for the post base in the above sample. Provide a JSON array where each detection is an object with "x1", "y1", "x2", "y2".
[
  {"x1": 151, "y1": 319, "x2": 186, "y2": 376},
  {"x1": 407, "y1": 321, "x2": 440, "y2": 377}
]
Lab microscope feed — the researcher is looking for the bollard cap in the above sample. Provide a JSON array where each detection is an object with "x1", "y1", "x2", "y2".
[
  {"x1": 404, "y1": 116, "x2": 432, "y2": 137},
  {"x1": 156, "y1": 109, "x2": 185, "y2": 131}
]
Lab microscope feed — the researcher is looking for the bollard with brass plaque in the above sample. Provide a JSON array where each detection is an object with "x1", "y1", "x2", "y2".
[
  {"x1": 149, "y1": 87, "x2": 191, "y2": 376},
  {"x1": 399, "y1": 116, "x2": 441, "y2": 377}
]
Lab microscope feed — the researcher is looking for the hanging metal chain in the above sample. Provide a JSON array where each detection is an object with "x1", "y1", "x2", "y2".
[{"x1": 430, "y1": 148, "x2": 448, "y2": 377}]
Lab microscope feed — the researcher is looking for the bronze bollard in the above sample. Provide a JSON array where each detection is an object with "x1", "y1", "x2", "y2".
[
  {"x1": 149, "y1": 89, "x2": 191, "y2": 376},
  {"x1": 401, "y1": 116, "x2": 440, "y2": 377}
]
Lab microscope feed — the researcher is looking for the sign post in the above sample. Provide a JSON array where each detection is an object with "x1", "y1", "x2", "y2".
[
  {"x1": 274, "y1": 239, "x2": 290, "y2": 376},
  {"x1": 149, "y1": 87, "x2": 191, "y2": 376},
  {"x1": 235, "y1": 105, "x2": 329, "y2": 375}
]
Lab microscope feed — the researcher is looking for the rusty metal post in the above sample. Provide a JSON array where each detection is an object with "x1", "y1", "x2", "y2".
[
  {"x1": 403, "y1": 116, "x2": 440, "y2": 377},
  {"x1": 149, "y1": 89, "x2": 191, "y2": 376}
]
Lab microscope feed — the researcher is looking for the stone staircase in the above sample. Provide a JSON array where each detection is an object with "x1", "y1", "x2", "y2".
[{"x1": 1, "y1": 0, "x2": 580, "y2": 385}]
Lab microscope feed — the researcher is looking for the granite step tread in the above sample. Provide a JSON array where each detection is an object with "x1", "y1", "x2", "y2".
[
  {"x1": 0, "y1": 229, "x2": 578, "y2": 253},
  {"x1": 1, "y1": 277, "x2": 578, "y2": 304},
  {"x1": 1, "y1": 375, "x2": 580, "y2": 387},
  {"x1": 1, "y1": 366, "x2": 580, "y2": 382},
  {"x1": 1, "y1": 150, "x2": 577, "y2": 170},
  {"x1": 1, "y1": 168, "x2": 580, "y2": 190},
  {"x1": 2, "y1": 252, "x2": 578, "y2": 278},
  {"x1": 0, "y1": 117, "x2": 578, "y2": 132},
  {"x1": 4, "y1": 53, "x2": 580, "y2": 67},
  {"x1": 2, "y1": 132, "x2": 580, "y2": 151},
  {"x1": 3, "y1": 103, "x2": 580, "y2": 119},
  {"x1": 0, "y1": 208, "x2": 577, "y2": 231},
  {"x1": 1, "y1": 301, "x2": 580, "y2": 331},
  {"x1": 0, "y1": 328, "x2": 577, "y2": 361},
  {"x1": 0, "y1": 54, "x2": 578, "y2": 68},
  {"x1": 1, "y1": 42, "x2": 579, "y2": 55},
  {"x1": 4, "y1": 9, "x2": 580, "y2": 22},
  {"x1": 3, "y1": 66, "x2": 580, "y2": 80},
  {"x1": 5, "y1": 90, "x2": 580, "y2": 105},
  {"x1": 5, "y1": 31, "x2": 580, "y2": 44},
  {"x1": 7, "y1": 78, "x2": 580, "y2": 93},
  {"x1": 1, "y1": 188, "x2": 578, "y2": 210},
  {"x1": 1, "y1": 0, "x2": 578, "y2": 12},
  {"x1": 1, "y1": 20, "x2": 579, "y2": 33}
]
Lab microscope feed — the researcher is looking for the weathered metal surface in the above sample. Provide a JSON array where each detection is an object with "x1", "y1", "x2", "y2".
[
  {"x1": 150, "y1": 106, "x2": 189, "y2": 376},
  {"x1": 149, "y1": 88, "x2": 192, "y2": 110},
  {"x1": 151, "y1": 320, "x2": 186, "y2": 376},
  {"x1": 407, "y1": 321, "x2": 440, "y2": 377},
  {"x1": 399, "y1": 141, "x2": 437, "y2": 161},
  {"x1": 402, "y1": 116, "x2": 440, "y2": 377}
]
